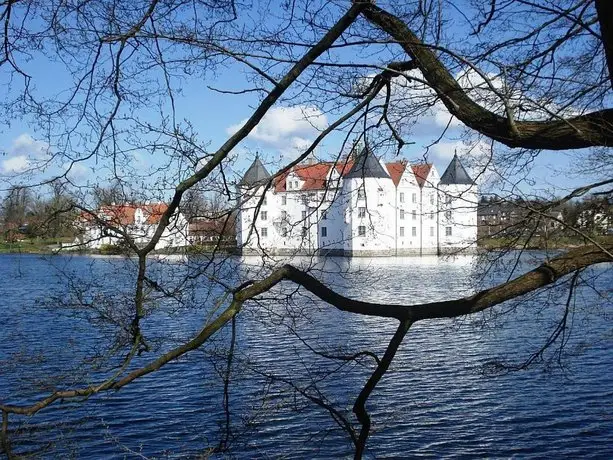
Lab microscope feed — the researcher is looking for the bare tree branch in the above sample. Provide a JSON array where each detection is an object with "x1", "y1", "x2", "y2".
[{"x1": 362, "y1": 3, "x2": 613, "y2": 149}]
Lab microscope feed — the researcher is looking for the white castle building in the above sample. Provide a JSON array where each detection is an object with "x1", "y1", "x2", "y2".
[{"x1": 236, "y1": 146, "x2": 477, "y2": 256}]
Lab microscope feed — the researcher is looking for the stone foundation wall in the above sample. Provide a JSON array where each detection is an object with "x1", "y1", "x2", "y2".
[{"x1": 237, "y1": 246, "x2": 477, "y2": 257}]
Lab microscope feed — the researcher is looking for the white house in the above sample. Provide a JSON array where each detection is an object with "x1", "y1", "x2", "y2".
[
  {"x1": 236, "y1": 147, "x2": 478, "y2": 256},
  {"x1": 75, "y1": 203, "x2": 189, "y2": 250}
]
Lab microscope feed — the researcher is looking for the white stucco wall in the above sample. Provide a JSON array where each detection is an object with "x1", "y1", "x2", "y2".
[{"x1": 438, "y1": 184, "x2": 478, "y2": 251}]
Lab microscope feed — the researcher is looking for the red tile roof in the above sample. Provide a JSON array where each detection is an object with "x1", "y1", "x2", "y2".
[
  {"x1": 411, "y1": 164, "x2": 433, "y2": 188},
  {"x1": 295, "y1": 163, "x2": 332, "y2": 190},
  {"x1": 274, "y1": 160, "x2": 355, "y2": 192},
  {"x1": 386, "y1": 162, "x2": 406, "y2": 187},
  {"x1": 98, "y1": 205, "x2": 136, "y2": 225},
  {"x1": 274, "y1": 171, "x2": 290, "y2": 192},
  {"x1": 189, "y1": 216, "x2": 235, "y2": 235},
  {"x1": 142, "y1": 203, "x2": 168, "y2": 224},
  {"x1": 80, "y1": 203, "x2": 168, "y2": 226},
  {"x1": 271, "y1": 159, "x2": 429, "y2": 191},
  {"x1": 335, "y1": 160, "x2": 354, "y2": 176}
]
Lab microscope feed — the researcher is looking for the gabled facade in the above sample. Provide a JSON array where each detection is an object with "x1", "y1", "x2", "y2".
[
  {"x1": 76, "y1": 203, "x2": 189, "y2": 250},
  {"x1": 236, "y1": 149, "x2": 478, "y2": 256}
]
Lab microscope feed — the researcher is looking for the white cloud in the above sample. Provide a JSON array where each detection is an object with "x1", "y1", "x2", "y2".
[
  {"x1": 63, "y1": 162, "x2": 90, "y2": 182},
  {"x1": 383, "y1": 68, "x2": 517, "y2": 135},
  {"x1": 433, "y1": 109, "x2": 462, "y2": 129},
  {"x1": 227, "y1": 105, "x2": 328, "y2": 159},
  {"x1": 430, "y1": 139, "x2": 491, "y2": 161},
  {"x1": 1, "y1": 133, "x2": 50, "y2": 174},
  {"x1": 2, "y1": 155, "x2": 30, "y2": 173},
  {"x1": 9, "y1": 133, "x2": 50, "y2": 158},
  {"x1": 429, "y1": 141, "x2": 463, "y2": 161}
]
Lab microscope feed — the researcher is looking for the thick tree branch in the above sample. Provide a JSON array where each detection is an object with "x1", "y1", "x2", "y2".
[
  {"x1": 248, "y1": 243, "x2": 613, "y2": 322},
  {"x1": 362, "y1": 4, "x2": 613, "y2": 149},
  {"x1": 596, "y1": 0, "x2": 613, "y2": 90}
]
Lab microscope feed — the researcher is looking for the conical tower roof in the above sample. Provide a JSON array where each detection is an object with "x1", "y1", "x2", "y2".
[
  {"x1": 344, "y1": 145, "x2": 390, "y2": 179},
  {"x1": 440, "y1": 153, "x2": 473, "y2": 185},
  {"x1": 238, "y1": 157, "x2": 271, "y2": 186}
]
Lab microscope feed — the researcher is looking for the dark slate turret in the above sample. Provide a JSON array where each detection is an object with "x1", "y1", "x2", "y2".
[
  {"x1": 344, "y1": 145, "x2": 390, "y2": 179},
  {"x1": 238, "y1": 157, "x2": 271, "y2": 186},
  {"x1": 440, "y1": 153, "x2": 473, "y2": 185}
]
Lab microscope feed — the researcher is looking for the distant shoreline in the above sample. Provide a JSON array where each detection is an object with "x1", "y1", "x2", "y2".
[
  {"x1": 0, "y1": 241, "x2": 237, "y2": 256},
  {"x1": 2, "y1": 237, "x2": 610, "y2": 256}
]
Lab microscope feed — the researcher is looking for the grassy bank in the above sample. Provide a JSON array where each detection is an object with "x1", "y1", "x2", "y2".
[
  {"x1": 0, "y1": 237, "x2": 73, "y2": 254},
  {"x1": 479, "y1": 235, "x2": 612, "y2": 250}
]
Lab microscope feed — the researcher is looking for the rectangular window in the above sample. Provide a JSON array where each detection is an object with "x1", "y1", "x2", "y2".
[
  {"x1": 446, "y1": 227, "x2": 452, "y2": 236},
  {"x1": 282, "y1": 195, "x2": 287, "y2": 205},
  {"x1": 400, "y1": 209, "x2": 405, "y2": 220},
  {"x1": 445, "y1": 211, "x2": 452, "y2": 220},
  {"x1": 321, "y1": 227, "x2": 327, "y2": 237},
  {"x1": 412, "y1": 210, "x2": 417, "y2": 220},
  {"x1": 302, "y1": 210, "x2": 306, "y2": 220},
  {"x1": 262, "y1": 196, "x2": 267, "y2": 205},
  {"x1": 399, "y1": 226, "x2": 405, "y2": 237},
  {"x1": 358, "y1": 207, "x2": 366, "y2": 218},
  {"x1": 281, "y1": 210, "x2": 287, "y2": 219},
  {"x1": 357, "y1": 188, "x2": 365, "y2": 199},
  {"x1": 261, "y1": 227, "x2": 268, "y2": 237},
  {"x1": 295, "y1": 181, "x2": 299, "y2": 189},
  {"x1": 430, "y1": 227, "x2": 434, "y2": 237},
  {"x1": 302, "y1": 227, "x2": 308, "y2": 237},
  {"x1": 399, "y1": 192, "x2": 405, "y2": 203},
  {"x1": 445, "y1": 195, "x2": 452, "y2": 205},
  {"x1": 261, "y1": 211, "x2": 268, "y2": 221},
  {"x1": 358, "y1": 225, "x2": 366, "y2": 236},
  {"x1": 430, "y1": 193, "x2": 435, "y2": 205},
  {"x1": 322, "y1": 211, "x2": 327, "y2": 220},
  {"x1": 412, "y1": 227, "x2": 417, "y2": 237},
  {"x1": 412, "y1": 193, "x2": 417, "y2": 203}
]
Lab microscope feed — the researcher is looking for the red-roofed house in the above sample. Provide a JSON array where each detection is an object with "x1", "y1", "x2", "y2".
[{"x1": 75, "y1": 203, "x2": 188, "y2": 250}]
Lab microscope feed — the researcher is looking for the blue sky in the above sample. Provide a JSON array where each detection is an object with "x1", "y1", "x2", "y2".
[{"x1": 0, "y1": 0, "x2": 606, "y2": 199}]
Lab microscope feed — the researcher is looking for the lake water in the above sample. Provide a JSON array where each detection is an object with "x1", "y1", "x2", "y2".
[{"x1": 0, "y1": 253, "x2": 612, "y2": 458}]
